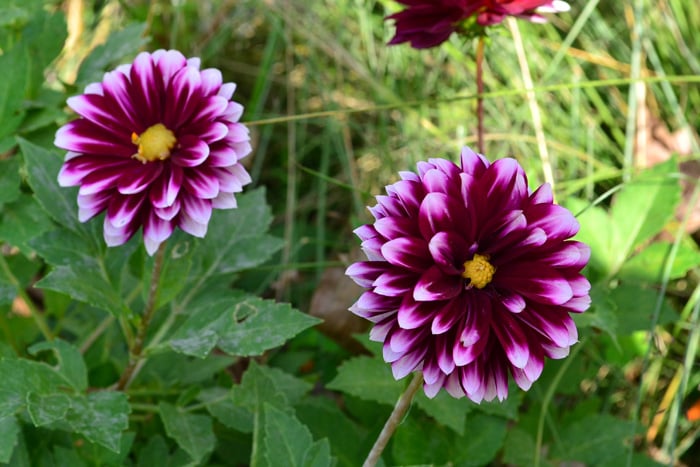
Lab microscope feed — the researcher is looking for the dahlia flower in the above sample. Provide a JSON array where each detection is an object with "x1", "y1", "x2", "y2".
[
  {"x1": 346, "y1": 147, "x2": 590, "y2": 402},
  {"x1": 387, "y1": 0, "x2": 570, "y2": 48},
  {"x1": 55, "y1": 49, "x2": 252, "y2": 255}
]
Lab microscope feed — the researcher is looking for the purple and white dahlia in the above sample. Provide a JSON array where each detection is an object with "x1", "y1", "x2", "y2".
[
  {"x1": 55, "y1": 49, "x2": 252, "y2": 255},
  {"x1": 387, "y1": 0, "x2": 570, "y2": 49},
  {"x1": 346, "y1": 147, "x2": 591, "y2": 403}
]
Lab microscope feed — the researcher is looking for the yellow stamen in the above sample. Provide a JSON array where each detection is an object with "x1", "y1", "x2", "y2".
[
  {"x1": 462, "y1": 254, "x2": 496, "y2": 289},
  {"x1": 131, "y1": 123, "x2": 177, "y2": 163}
]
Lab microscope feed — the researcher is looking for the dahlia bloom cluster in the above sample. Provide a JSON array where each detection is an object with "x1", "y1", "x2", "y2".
[
  {"x1": 346, "y1": 147, "x2": 590, "y2": 402},
  {"x1": 55, "y1": 49, "x2": 251, "y2": 254},
  {"x1": 387, "y1": 0, "x2": 570, "y2": 48}
]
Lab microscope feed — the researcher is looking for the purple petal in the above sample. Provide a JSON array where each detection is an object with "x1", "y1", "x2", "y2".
[
  {"x1": 428, "y1": 231, "x2": 469, "y2": 274},
  {"x1": 375, "y1": 216, "x2": 419, "y2": 240},
  {"x1": 431, "y1": 295, "x2": 465, "y2": 335},
  {"x1": 460, "y1": 146, "x2": 490, "y2": 176},
  {"x1": 211, "y1": 192, "x2": 237, "y2": 209},
  {"x1": 77, "y1": 191, "x2": 111, "y2": 222},
  {"x1": 117, "y1": 162, "x2": 163, "y2": 195},
  {"x1": 173, "y1": 135, "x2": 210, "y2": 167},
  {"x1": 345, "y1": 261, "x2": 387, "y2": 288},
  {"x1": 149, "y1": 165, "x2": 183, "y2": 208},
  {"x1": 391, "y1": 348, "x2": 426, "y2": 379},
  {"x1": 492, "y1": 310, "x2": 530, "y2": 369},
  {"x1": 494, "y1": 263, "x2": 573, "y2": 305},
  {"x1": 389, "y1": 327, "x2": 427, "y2": 353},
  {"x1": 179, "y1": 213, "x2": 208, "y2": 238},
  {"x1": 380, "y1": 237, "x2": 431, "y2": 272},
  {"x1": 413, "y1": 265, "x2": 461, "y2": 302},
  {"x1": 199, "y1": 68, "x2": 223, "y2": 96},
  {"x1": 418, "y1": 192, "x2": 463, "y2": 239},
  {"x1": 182, "y1": 195, "x2": 212, "y2": 224},
  {"x1": 106, "y1": 194, "x2": 145, "y2": 228},
  {"x1": 182, "y1": 168, "x2": 220, "y2": 199},
  {"x1": 527, "y1": 204, "x2": 579, "y2": 241},
  {"x1": 397, "y1": 295, "x2": 436, "y2": 330},
  {"x1": 154, "y1": 199, "x2": 181, "y2": 221},
  {"x1": 373, "y1": 270, "x2": 416, "y2": 297}
]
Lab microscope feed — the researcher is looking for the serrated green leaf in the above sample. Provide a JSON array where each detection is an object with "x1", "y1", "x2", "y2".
[
  {"x1": 501, "y1": 428, "x2": 541, "y2": 467},
  {"x1": 0, "y1": 416, "x2": 20, "y2": 463},
  {"x1": 392, "y1": 415, "x2": 453, "y2": 465},
  {"x1": 555, "y1": 414, "x2": 637, "y2": 464},
  {"x1": 153, "y1": 239, "x2": 193, "y2": 309},
  {"x1": 169, "y1": 330, "x2": 218, "y2": 359},
  {"x1": 0, "y1": 358, "x2": 71, "y2": 418},
  {"x1": 65, "y1": 392, "x2": 130, "y2": 453},
  {"x1": 19, "y1": 139, "x2": 83, "y2": 233},
  {"x1": 452, "y1": 413, "x2": 508, "y2": 466},
  {"x1": 0, "y1": 194, "x2": 53, "y2": 253},
  {"x1": 30, "y1": 228, "x2": 102, "y2": 267},
  {"x1": 137, "y1": 435, "x2": 169, "y2": 467},
  {"x1": 190, "y1": 188, "x2": 282, "y2": 280},
  {"x1": 414, "y1": 390, "x2": 474, "y2": 435},
  {"x1": 232, "y1": 361, "x2": 310, "y2": 413},
  {"x1": 263, "y1": 404, "x2": 333, "y2": 467},
  {"x1": 472, "y1": 389, "x2": 522, "y2": 420},
  {"x1": 26, "y1": 392, "x2": 71, "y2": 426},
  {"x1": 169, "y1": 293, "x2": 320, "y2": 358},
  {"x1": 76, "y1": 23, "x2": 148, "y2": 88},
  {"x1": 36, "y1": 258, "x2": 128, "y2": 317},
  {"x1": 217, "y1": 297, "x2": 320, "y2": 356},
  {"x1": 328, "y1": 356, "x2": 402, "y2": 406},
  {"x1": 296, "y1": 398, "x2": 366, "y2": 467},
  {"x1": 0, "y1": 157, "x2": 20, "y2": 206},
  {"x1": 619, "y1": 240, "x2": 700, "y2": 283},
  {"x1": 159, "y1": 402, "x2": 215, "y2": 464},
  {"x1": 28, "y1": 339, "x2": 88, "y2": 391},
  {"x1": 610, "y1": 159, "x2": 680, "y2": 271},
  {"x1": 199, "y1": 387, "x2": 253, "y2": 433}
]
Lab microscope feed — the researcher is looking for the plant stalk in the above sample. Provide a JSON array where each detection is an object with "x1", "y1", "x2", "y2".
[
  {"x1": 116, "y1": 243, "x2": 167, "y2": 390},
  {"x1": 363, "y1": 372, "x2": 423, "y2": 467}
]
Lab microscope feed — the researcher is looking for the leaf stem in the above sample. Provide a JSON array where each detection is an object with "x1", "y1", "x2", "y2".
[
  {"x1": 115, "y1": 243, "x2": 167, "y2": 390},
  {"x1": 363, "y1": 372, "x2": 423, "y2": 467},
  {"x1": 475, "y1": 35, "x2": 486, "y2": 154},
  {"x1": 0, "y1": 253, "x2": 52, "y2": 341}
]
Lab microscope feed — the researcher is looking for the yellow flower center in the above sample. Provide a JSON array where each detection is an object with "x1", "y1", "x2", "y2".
[
  {"x1": 461, "y1": 254, "x2": 496, "y2": 289},
  {"x1": 131, "y1": 123, "x2": 177, "y2": 163}
]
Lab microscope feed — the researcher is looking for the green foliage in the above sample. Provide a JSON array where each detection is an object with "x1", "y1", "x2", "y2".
[
  {"x1": 159, "y1": 402, "x2": 216, "y2": 464},
  {"x1": 0, "y1": 0, "x2": 697, "y2": 465}
]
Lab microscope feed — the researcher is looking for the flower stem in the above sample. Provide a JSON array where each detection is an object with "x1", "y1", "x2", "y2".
[
  {"x1": 475, "y1": 35, "x2": 486, "y2": 154},
  {"x1": 0, "y1": 253, "x2": 52, "y2": 341},
  {"x1": 363, "y1": 372, "x2": 423, "y2": 467},
  {"x1": 115, "y1": 243, "x2": 167, "y2": 390}
]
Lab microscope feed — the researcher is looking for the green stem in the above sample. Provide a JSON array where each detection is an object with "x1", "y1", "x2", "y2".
[
  {"x1": 115, "y1": 243, "x2": 167, "y2": 390},
  {"x1": 0, "y1": 253, "x2": 52, "y2": 341},
  {"x1": 363, "y1": 372, "x2": 423, "y2": 467}
]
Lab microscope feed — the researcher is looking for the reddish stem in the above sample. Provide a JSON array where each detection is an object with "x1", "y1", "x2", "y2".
[{"x1": 476, "y1": 36, "x2": 486, "y2": 154}]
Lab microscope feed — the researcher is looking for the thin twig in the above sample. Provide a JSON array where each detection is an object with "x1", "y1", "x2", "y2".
[
  {"x1": 475, "y1": 36, "x2": 486, "y2": 154},
  {"x1": 115, "y1": 243, "x2": 167, "y2": 390},
  {"x1": 363, "y1": 372, "x2": 423, "y2": 467}
]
